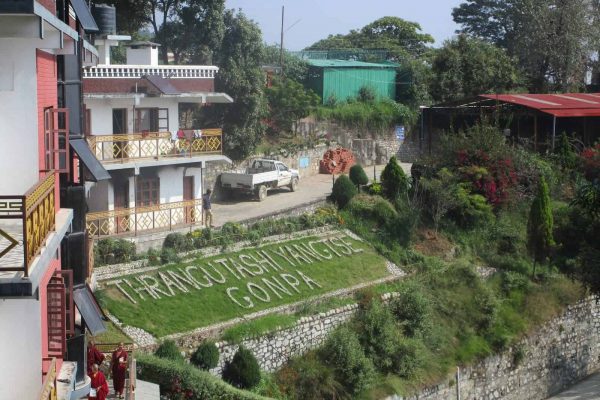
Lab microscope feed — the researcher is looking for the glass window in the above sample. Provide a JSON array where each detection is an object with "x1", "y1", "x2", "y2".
[{"x1": 136, "y1": 177, "x2": 160, "y2": 206}]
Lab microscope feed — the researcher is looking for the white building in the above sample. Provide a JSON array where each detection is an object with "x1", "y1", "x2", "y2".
[{"x1": 83, "y1": 41, "x2": 233, "y2": 238}]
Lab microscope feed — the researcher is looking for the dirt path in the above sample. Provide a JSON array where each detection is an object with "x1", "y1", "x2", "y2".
[{"x1": 211, "y1": 163, "x2": 411, "y2": 227}]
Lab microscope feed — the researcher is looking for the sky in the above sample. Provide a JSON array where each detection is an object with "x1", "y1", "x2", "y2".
[{"x1": 225, "y1": 0, "x2": 463, "y2": 51}]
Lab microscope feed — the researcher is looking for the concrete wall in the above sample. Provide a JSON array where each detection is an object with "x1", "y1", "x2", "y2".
[
  {"x1": 0, "y1": 38, "x2": 41, "y2": 194},
  {"x1": 0, "y1": 299, "x2": 42, "y2": 400},
  {"x1": 85, "y1": 97, "x2": 181, "y2": 135}
]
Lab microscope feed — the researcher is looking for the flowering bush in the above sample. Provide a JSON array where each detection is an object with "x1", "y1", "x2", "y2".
[
  {"x1": 455, "y1": 149, "x2": 517, "y2": 206},
  {"x1": 580, "y1": 144, "x2": 600, "y2": 182}
]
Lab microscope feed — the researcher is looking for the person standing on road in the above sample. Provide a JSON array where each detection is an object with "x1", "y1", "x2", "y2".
[
  {"x1": 88, "y1": 364, "x2": 109, "y2": 400},
  {"x1": 87, "y1": 340, "x2": 105, "y2": 375},
  {"x1": 203, "y1": 189, "x2": 214, "y2": 228}
]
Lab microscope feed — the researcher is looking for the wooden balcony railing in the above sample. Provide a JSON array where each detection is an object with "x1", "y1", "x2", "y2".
[
  {"x1": 40, "y1": 357, "x2": 57, "y2": 400},
  {"x1": 86, "y1": 199, "x2": 203, "y2": 238},
  {"x1": 87, "y1": 129, "x2": 223, "y2": 164},
  {"x1": 0, "y1": 173, "x2": 56, "y2": 276}
]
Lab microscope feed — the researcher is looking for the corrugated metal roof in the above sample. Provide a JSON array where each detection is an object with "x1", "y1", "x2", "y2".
[
  {"x1": 480, "y1": 93, "x2": 600, "y2": 117},
  {"x1": 307, "y1": 59, "x2": 397, "y2": 68},
  {"x1": 70, "y1": 0, "x2": 99, "y2": 33}
]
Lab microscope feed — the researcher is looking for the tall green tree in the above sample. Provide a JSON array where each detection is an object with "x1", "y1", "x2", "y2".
[
  {"x1": 453, "y1": 0, "x2": 600, "y2": 92},
  {"x1": 307, "y1": 16, "x2": 434, "y2": 61},
  {"x1": 266, "y1": 78, "x2": 320, "y2": 136},
  {"x1": 209, "y1": 9, "x2": 267, "y2": 160},
  {"x1": 262, "y1": 45, "x2": 310, "y2": 83},
  {"x1": 527, "y1": 176, "x2": 555, "y2": 277},
  {"x1": 430, "y1": 35, "x2": 523, "y2": 102},
  {"x1": 381, "y1": 156, "x2": 409, "y2": 201}
]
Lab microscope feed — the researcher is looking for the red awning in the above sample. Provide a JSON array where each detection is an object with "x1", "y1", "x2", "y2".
[{"x1": 480, "y1": 93, "x2": 600, "y2": 117}]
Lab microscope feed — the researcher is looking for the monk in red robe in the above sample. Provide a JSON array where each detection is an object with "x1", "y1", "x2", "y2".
[
  {"x1": 87, "y1": 340, "x2": 105, "y2": 375},
  {"x1": 89, "y1": 364, "x2": 109, "y2": 400},
  {"x1": 111, "y1": 342, "x2": 128, "y2": 399}
]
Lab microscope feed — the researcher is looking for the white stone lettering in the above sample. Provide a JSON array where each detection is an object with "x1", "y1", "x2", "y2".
[{"x1": 227, "y1": 287, "x2": 254, "y2": 309}]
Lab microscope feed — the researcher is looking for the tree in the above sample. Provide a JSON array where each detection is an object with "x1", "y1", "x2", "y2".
[
  {"x1": 208, "y1": 10, "x2": 267, "y2": 160},
  {"x1": 555, "y1": 132, "x2": 577, "y2": 170},
  {"x1": 430, "y1": 35, "x2": 523, "y2": 102},
  {"x1": 190, "y1": 341, "x2": 219, "y2": 370},
  {"x1": 154, "y1": 339, "x2": 184, "y2": 362},
  {"x1": 419, "y1": 168, "x2": 459, "y2": 232},
  {"x1": 381, "y1": 156, "x2": 409, "y2": 201},
  {"x1": 349, "y1": 165, "x2": 369, "y2": 189},
  {"x1": 307, "y1": 16, "x2": 434, "y2": 61},
  {"x1": 262, "y1": 45, "x2": 310, "y2": 83},
  {"x1": 527, "y1": 176, "x2": 555, "y2": 277},
  {"x1": 266, "y1": 78, "x2": 320, "y2": 136},
  {"x1": 453, "y1": 0, "x2": 600, "y2": 92}
]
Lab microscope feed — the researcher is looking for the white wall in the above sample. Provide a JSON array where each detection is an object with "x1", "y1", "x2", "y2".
[
  {"x1": 85, "y1": 97, "x2": 181, "y2": 136},
  {"x1": 0, "y1": 38, "x2": 41, "y2": 195},
  {"x1": 0, "y1": 298, "x2": 42, "y2": 400},
  {"x1": 126, "y1": 47, "x2": 159, "y2": 66}
]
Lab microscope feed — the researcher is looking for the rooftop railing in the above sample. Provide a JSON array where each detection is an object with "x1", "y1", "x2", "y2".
[{"x1": 83, "y1": 65, "x2": 218, "y2": 79}]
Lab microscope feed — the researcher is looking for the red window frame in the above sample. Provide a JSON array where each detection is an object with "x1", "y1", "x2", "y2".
[
  {"x1": 42, "y1": 107, "x2": 70, "y2": 175},
  {"x1": 136, "y1": 177, "x2": 160, "y2": 207}
]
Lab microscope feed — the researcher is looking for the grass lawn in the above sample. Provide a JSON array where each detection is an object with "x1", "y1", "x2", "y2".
[{"x1": 97, "y1": 234, "x2": 390, "y2": 337}]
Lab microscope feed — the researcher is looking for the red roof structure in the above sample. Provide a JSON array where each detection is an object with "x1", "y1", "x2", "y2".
[{"x1": 479, "y1": 93, "x2": 600, "y2": 117}]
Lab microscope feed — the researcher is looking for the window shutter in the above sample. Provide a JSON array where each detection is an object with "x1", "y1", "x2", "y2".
[{"x1": 47, "y1": 276, "x2": 66, "y2": 358}]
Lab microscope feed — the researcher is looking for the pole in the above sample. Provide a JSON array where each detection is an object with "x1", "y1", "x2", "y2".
[
  {"x1": 280, "y1": 6, "x2": 285, "y2": 78},
  {"x1": 373, "y1": 164, "x2": 376, "y2": 182},
  {"x1": 552, "y1": 115, "x2": 557, "y2": 151},
  {"x1": 456, "y1": 366, "x2": 461, "y2": 400}
]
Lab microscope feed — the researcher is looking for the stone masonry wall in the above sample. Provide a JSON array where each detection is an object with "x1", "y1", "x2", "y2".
[
  {"x1": 206, "y1": 296, "x2": 600, "y2": 397},
  {"x1": 391, "y1": 297, "x2": 600, "y2": 400}
]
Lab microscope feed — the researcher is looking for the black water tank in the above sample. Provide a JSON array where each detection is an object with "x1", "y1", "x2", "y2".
[{"x1": 92, "y1": 4, "x2": 116, "y2": 35}]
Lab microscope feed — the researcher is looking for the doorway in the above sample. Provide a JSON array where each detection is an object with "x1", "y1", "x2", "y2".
[{"x1": 183, "y1": 176, "x2": 195, "y2": 223}]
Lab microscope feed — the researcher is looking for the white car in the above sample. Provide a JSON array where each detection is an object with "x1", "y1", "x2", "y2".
[{"x1": 220, "y1": 159, "x2": 300, "y2": 201}]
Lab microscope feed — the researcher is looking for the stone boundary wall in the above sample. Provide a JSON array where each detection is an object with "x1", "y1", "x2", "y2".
[
  {"x1": 206, "y1": 295, "x2": 600, "y2": 399},
  {"x1": 208, "y1": 293, "x2": 399, "y2": 375},
  {"x1": 388, "y1": 297, "x2": 600, "y2": 400}
]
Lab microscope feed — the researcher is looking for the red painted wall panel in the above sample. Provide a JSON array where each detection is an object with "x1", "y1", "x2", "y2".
[
  {"x1": 36, "y1": 50, "x2": 60, "y2": 210},
  {"x1": 38, "y1": 0, "x2": 56, "y2": 14}
]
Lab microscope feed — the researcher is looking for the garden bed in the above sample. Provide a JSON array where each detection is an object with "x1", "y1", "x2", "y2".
[{"x1": 97, "y1": 229, "x2": 392, "y2": 337}]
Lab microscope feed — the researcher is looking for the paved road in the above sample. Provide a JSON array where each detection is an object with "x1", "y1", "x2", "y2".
[
  {"x1": 547, "y1": 373, "x2": 600, "y2": 399},
  {"x1": 211, "y1": 163, "x2": 411, "y2": 227}
]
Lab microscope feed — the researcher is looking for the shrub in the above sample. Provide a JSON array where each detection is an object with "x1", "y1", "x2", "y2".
[
  {"x1": 222, "y1": 346, "x2": 261, "y2": 389},
  {"x1": 160, "y1": 247, "x2": 181, "y2": 265},
  {"x1": 221, "y1": 222, "x2": 247, "y2": 238},
  {"x1": 394, "y1": 338, "x2": 425, "y2": 378},
  {"x1": 355, "y1": 299, "x2": 401, "y2": 373},
  {"x1": 319, "y1": 326, "x2": 375, "y2": 395},
  {"x1": 368, "y1": 181, "x2": 383, "y2": 196},
  {"x1": 502, "y1": 271, "x2": 531, "y2": 293},
  {"x1": 94, "y1": 238, "x2": 136, "y2": 266},
  {"x1": 276, "y1": 354, "x2": 343, "y2": 400},
  {"x1": 154, "y1": 340, "x2": 184, "y2": 362},
  {"x1": 163, "y1": 232, "x2": 193, "y2": 252},
  {"x1": 450, "y1": 184, "x2": 495, "y2": 228},
  {"x1": 330, "y1": 175, "x2": 357, "y2": 208},
  {"x1": 390, "y1": 284, "x2": 432, "y2": 338},
  {"x1": 349, "y1": 164, "x2": 369, "y2": 189},
  {"x1": 381, "y1": 156, "x2": 409, "y2": 200},
  {"x1": 136, "y1": 353, "x2": 267, "y2": 400},
  {"x1": 191, "y1": 341, "x2": 219, "y2": 370},
  {"x1": 555, "y1": 132, "x2": 577, "y2": 170}
]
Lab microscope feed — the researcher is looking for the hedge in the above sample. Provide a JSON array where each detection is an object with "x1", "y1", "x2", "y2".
[{"x1": 136, "y1": 353, "x2": 271, "y2": 400}]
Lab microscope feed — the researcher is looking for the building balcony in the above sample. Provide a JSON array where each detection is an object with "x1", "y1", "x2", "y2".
[
  {"x1": 86, "y1": 199, "x2": 204, "y2": 238},
  {"x1": 0, "y1": 173, "x2": 73, "y2": 295},
  {"x1": 87, "y1": 130, "x2": 223, "y2": 167},
  {"x1": 83, "y1": 64, "x2": 218, "y2": 79}
]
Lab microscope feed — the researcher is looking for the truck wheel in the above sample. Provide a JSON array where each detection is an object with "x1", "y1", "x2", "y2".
[
  {"x1": 257, "y1": 185, "x2": 268, "y2": 201},
  {"x1": 289, "y1": 177, "x2": 299, "y2": 192}
]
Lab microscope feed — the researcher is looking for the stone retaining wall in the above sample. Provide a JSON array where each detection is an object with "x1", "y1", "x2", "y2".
[{"x1": 388, "y1": 297, "x2": 600, "y2": 400}]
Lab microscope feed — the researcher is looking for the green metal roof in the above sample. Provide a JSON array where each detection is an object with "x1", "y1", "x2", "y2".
[{"x1": 307, "y1": 59, "x2": 398, "y2": 68}]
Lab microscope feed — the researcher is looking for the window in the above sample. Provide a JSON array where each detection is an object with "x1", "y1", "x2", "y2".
[
  {"x1": 43, "y1": 107, "x2": 69, "y2": 174},
  {"x1": 134, "y1": 108, "x2": 169, "y2": 132},
  {"x1": 136, "y1": 177, "x2": 160, "y2": 207}
]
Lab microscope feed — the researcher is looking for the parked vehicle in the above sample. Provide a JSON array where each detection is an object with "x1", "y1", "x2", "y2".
[{"x1": 220, "y1": 159, "x2": 300, "y2": 201}]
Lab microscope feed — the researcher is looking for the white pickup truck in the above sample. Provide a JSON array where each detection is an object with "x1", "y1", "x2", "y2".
[{"x1": 220, "y1": 159, "x2": 300, "y2": 201}]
